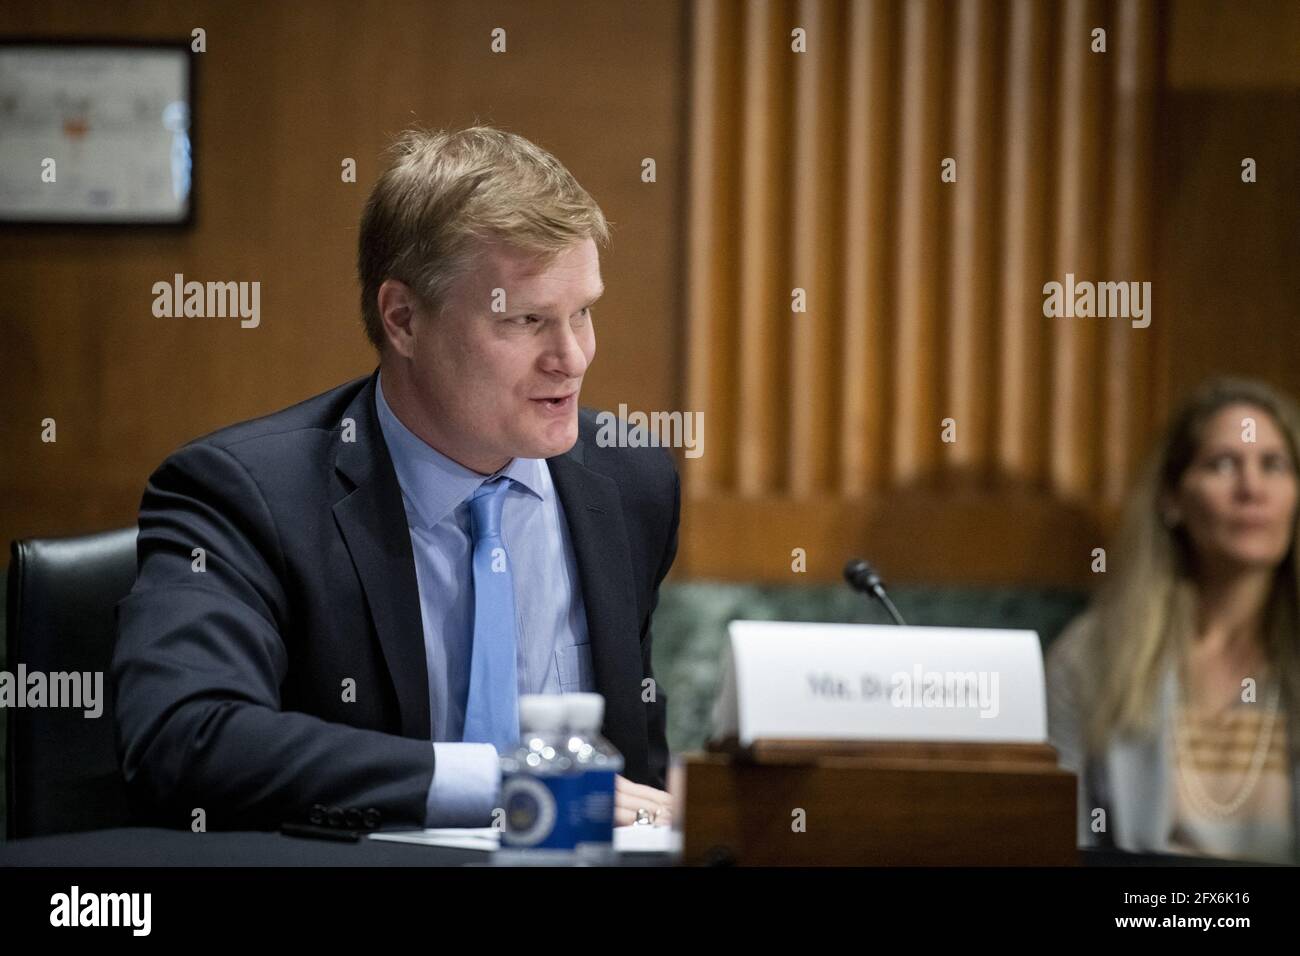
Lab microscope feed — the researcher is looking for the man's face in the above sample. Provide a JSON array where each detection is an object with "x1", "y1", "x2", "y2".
[{"x1": 403, "y1": 237, "x2": 601, "y2": 474}]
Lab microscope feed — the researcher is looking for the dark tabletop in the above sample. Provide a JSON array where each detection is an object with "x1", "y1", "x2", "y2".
[
  {"x1": 0, "y1": 828, "x2": 1266, "y2": 866},
  {"x1": 0, "y1": 828, "x2": 487, "y2": 866}
]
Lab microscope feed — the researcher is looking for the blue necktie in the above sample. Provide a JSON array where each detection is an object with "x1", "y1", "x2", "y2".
[{"x1": 462, "y1": 478, "x2": 520, "y2": 753}]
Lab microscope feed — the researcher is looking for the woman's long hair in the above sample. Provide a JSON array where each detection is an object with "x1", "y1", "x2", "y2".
[{"x1": 1085, "y1": 377, "x2": 1300, "y2": 753}]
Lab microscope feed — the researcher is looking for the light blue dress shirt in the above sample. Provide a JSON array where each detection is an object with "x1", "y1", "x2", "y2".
[{"x1": 374, "y1": 373, "x2": 593, "y2": 827}]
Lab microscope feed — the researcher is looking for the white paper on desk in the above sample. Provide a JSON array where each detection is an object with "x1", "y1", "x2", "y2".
[
  {"x1": 368, "y1": 826, "x2": 680, "y2": 854},
  {"x1": 370, "y1": 827, "x2": 498, "y2": 851},
  {"x1": 710, "y1": 620, "x2": 1047, "y2": 745},
  {"x1": 614, "y1": 823, "x2": 681, "y2": 853}
]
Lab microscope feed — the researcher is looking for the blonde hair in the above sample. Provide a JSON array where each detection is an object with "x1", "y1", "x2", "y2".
[
  {"x1": 356, "y1": 126, "x2": 611, "y2": 350},
  {"x1": 1084, "y1": 377, "x2": 1300, "y2": 752}
]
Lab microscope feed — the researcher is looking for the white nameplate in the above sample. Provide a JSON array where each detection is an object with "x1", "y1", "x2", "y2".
[{"x1": 710, "y1": 621, "x2": 1047, "y2": 745}]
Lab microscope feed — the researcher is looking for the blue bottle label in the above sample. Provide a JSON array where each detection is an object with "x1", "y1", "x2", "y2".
[
  {"x1": 501, "y1": 773, "x2": 584, "y2": 849},
  {"x1": 578, "y1": 769, "x2": 617, "y2": 845}
]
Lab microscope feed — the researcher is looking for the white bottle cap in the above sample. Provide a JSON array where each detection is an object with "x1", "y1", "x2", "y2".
[
  {"x1": 563, "y1": 693, "x2": 605, "y2": 732},
  {"x1": 518, "y1": 694, "x2": 566, "y2": 733}
]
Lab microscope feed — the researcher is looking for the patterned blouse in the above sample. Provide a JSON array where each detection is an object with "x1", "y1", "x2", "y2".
[{"x1": 1166, "y1": 673, "x2": 1293, "y2": 864}]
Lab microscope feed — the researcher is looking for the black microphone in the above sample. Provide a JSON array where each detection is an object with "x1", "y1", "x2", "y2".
[{"x1": 843, "y1": 558, "x2": 907, "y2": 626}]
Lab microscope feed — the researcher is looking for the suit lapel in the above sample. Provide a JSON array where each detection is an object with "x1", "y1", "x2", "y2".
[
  {"x1": 548, "y1": 440, "x2": 650, "y2": 779},
  {"x1": 325, "y1": 383, "x2": 648, "y2": 764},
  {"x1": 331, "y1": 372, "x2": 431, "y2": 740}
]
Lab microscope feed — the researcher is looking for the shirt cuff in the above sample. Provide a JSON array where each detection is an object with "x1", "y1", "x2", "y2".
[{"x1": 426, "y1": 742, "x2": 501, "y2": 828}]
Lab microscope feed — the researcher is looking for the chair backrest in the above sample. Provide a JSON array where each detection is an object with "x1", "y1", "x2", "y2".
[{"x1": 5, "y1": 527, "x2": 138, "y2": 838}]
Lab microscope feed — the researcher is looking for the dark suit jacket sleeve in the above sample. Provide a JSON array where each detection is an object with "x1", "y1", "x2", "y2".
[
  {"x1": 112, "y1": 440, "x2": 436, "y2": 831},
  {"x1": 639, "y1": 462, "x2": 680, "y2": 791}
]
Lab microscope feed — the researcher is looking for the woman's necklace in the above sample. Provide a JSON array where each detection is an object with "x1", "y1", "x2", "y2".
[{"x1": 1174, "y1": 677, "x2": 1282, "y2": 819}]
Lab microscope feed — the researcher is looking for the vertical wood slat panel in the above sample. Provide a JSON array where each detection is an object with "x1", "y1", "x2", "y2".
[
  {"x1": 839, "y1": 0, "x2": 895, "y2": 495},
  {"x1": 736, "y1": 0, "x2": 782, "y2": 496},
  {"x1": 1103, "y1": 0, "x2": 1158, "y2": 506},
  {"x1": 997, "y1": 0, "x2": 1051, "y2": 485},
  {"x1": 685, "y1": 0, "x2": 728, "y2": 497},
  {"x1": 891, "y1": 0, "x2": 945, "y2": 485},
  {"x1": 947, "y1": 0, "x2": 998, "y2": 472},
  {"x1": 789, "y1": 0, "x2": 838, "y2": 497},
  {"x1": 681, "y1": 0, "x2": 1164, "y2": 581},
  {"x1": 1050, "y1": 0, "x2": 1107, "y2": 500}
]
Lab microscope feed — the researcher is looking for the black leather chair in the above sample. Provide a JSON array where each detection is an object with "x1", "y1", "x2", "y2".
[{"x1": 5, "y1": 528, "x2": 138, "y2": 838}]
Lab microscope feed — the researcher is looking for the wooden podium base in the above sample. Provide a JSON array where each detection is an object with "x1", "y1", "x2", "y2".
[{"x1": 679, "y1": 739, "x2": 1078, "y2": 866}]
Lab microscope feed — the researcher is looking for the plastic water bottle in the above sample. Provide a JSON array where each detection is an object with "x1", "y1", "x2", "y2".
[
  {"x1": 563, "y1": 693, "x2": 623, "y2": 864},
  {"x1": 497, "y1": 695, "x2": 584, "y2": 865}
]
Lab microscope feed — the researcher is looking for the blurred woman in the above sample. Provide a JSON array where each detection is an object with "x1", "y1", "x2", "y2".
[{"x1": 1048, "y1": 377, "x2": 1300, "y2": 863}]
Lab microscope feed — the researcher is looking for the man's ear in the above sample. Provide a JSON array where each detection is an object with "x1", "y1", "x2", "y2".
[{"x1": 377, "y1": 279, "x2": 422, "y2": 359}]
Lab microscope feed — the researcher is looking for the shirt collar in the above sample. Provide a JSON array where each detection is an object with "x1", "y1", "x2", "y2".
[{"x1": 374, "y1": 371, "x2": 545, "y2": 530}]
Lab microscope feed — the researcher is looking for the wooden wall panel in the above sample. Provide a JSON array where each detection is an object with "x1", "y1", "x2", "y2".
[
  {"x1": 789, "y1": 0, "x2": 840, "y2": 498},
  {"x1": 1102, "y1": 0, "x2": 1158, "y2": 506},
  {"x1": 0, "y1": 0, "x2": 686, "y2": 550},
  {"x1": 1157, "y1": 0, "x2": 1300, "y2": 421},
  {"x1": 996, "y1": 0, "x2": 1053, "y2": 488},
  {"x1": 838, "y1": 0, "x2": 896, "y2": 497},
  {"x1": 4, "y1": 0, "x2": 1297, "y2": 591},
  {"x1": 682, "y1": 0, "x2": 1171, "y2": 585},
  {"x1": 735, "y1": 0, "x2": 786, "y2": 496},
  {"x1": 946, "y1": 0, "x2": 1000, "y2": 475},
  {"x1": 686, "y1": 0, "x2": 735, "y2": 497},
  {"x1": 1049, "y1": 0, "x2": 1106, "y2": 502},
  {"x1": 891, "y1": 0, "x2": 947, "y2": 486}
]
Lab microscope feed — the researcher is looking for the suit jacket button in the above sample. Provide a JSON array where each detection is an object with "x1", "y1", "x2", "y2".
[
  {"x1": 363, "y1": 808, "x2": 382, "y2": 829},
  {"x1": 327, "y1": 806, "x2": 345, "y2": 828},
  {"x1": 345, "y1": 808, "x2": 363, "y2": 829},
  {"x1": 309, "y1": 804, "x2": 328, "y2": 825}
]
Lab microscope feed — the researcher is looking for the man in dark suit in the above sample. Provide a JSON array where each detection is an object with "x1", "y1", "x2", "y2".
[{"x1": 112, "y1": 126, "x2": 679, "y2": 832}]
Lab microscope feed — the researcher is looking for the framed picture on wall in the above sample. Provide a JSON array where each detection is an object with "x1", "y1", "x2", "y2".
[{"x1": 0, "y1": 39, "x2": 195, "y2": 225}]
